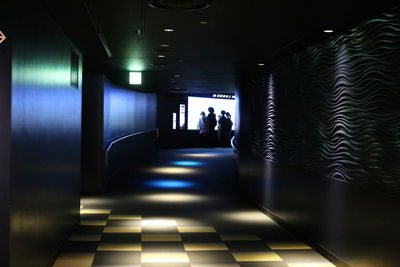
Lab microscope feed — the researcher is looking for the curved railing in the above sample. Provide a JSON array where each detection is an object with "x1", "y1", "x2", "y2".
[
  {"x1": 105, "y1": 128, "x2": 158, "y2": 165},
  {"x1": 231, "y1": 136, "x2": 239, "y2": 153}
]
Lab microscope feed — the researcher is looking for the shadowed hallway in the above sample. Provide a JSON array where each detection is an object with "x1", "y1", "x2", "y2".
[
  {"x1": 53, "y1": 149, "x2": 334, "y2": 267},
  {"x1": 2, "y1": 1, "x2": 400, "y2": 266}
]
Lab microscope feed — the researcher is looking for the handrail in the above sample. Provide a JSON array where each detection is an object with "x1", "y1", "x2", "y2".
[
  {"x1": 105, "y1": 128, "x2": 158, "y2": 165},
  {"x1": 231, "y1": 136, "x2": 239, "y2": 153}
]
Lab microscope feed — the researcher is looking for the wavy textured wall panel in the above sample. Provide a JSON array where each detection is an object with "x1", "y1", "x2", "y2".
[{"x1": 259, "y1": 6, "x2": 400, "y2": 193}]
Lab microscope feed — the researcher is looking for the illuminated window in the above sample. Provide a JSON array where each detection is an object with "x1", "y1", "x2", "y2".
[
  {"x1": 172, "y1": 113, "x2": 177, "y2": 130},
  {"x1": 179, "y1": 104, "x2": 186, "y2": 129},
  {"x1": 129, "y1": 71, "x2": 142, "y2": 85}
]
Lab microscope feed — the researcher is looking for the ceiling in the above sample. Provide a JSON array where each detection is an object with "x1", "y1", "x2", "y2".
[{"x1": 44, "y1": 0, "x2": 399, "y2": 94}]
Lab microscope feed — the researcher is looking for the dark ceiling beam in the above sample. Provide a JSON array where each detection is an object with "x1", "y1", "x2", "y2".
[{"x1": 82, "y1": 0, "x2": 112, "y2": 58}]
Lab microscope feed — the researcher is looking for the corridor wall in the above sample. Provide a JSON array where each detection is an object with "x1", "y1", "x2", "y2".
[
  {"x1": 239, "y1": 5, "x2": 400, "y2": 267},
  {"x1": 0, "y1": 12, "x2": 12, "y2": 267},
  {"x1": 260, "y1": 8, "x2": 400, "y2": 193},
  {"x1": 82, "y1": 75, "x2": 157, "y2": 192},
  {"x1": 8, "y1": 1, "x2": 82, "y2": 267}
]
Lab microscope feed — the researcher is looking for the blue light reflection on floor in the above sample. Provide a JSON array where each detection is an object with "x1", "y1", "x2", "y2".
[
  {"x1": 144, "y1": 180, "x2": 195, "y2": 189},
  {"x1": 171, "y1": 161, "x2": 205, "y2": 166}
]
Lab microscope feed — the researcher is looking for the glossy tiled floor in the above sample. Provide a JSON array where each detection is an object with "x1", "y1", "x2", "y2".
[{"x1": 53, "y1": 148, "x2": 335, "y2": 267}]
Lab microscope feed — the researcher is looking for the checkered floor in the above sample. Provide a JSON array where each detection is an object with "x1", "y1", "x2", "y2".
[
  {"x1": 53, "y1": 208, "x2": 335, "y2": 267},
  {"x1": 52, "y1": 149, "x2": 336, "y2": 267}
]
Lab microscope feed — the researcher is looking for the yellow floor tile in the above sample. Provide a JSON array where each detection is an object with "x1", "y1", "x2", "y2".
[
  {"x1": 80, "y1": 220, "x2": 107, "y2": 226},
  {"x1": 141, "y1": 253, "x2": 190, "y2": 263},
  {"x1": 178, "y1": 226, "x2": 216, "y2": 233},
  {"x1": 267, "y1": 242, "x2": 311, "y2": 250},
  {"x1": 103, "y1": 227, "x2": 141, "y2": 233},
  {"x1": 184, "y1": 243, "x2": 228, "y2": 251},
  {"x1": 232, "y1": 252, "x2": 283, "y2": 262},
  {"x1": 69, "y1": 234, "x2": 101, "y2": 242},
  {"x1": 80, "y1": 209, "x2": 111, "y2": 215},
  {"x1": 97, "y1": 243, "x2": 142, "y2": 251},
  {"x1": 52, "y1": 253, "x2": 94, "y2": 267},
  {"x1": 108, "y1": 215, "x2": 142, "y2": 220},
  {"x1": 142, "y1": 234, "x2": 182, "y2": 241},
  {"x1": 220, "y1": 234, "x2": 261, "y2": 241},
  {"x1": 191, "y1": 265, "x2": 240, "y2": 267},
  {"x1": 287, "y1": 263, "x2": 335, "y2": 267}
]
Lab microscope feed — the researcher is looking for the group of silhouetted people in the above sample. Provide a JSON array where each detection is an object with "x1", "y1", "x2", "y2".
[{"x1": 197, "y1": 107, "x2": 233, "y2": 147}]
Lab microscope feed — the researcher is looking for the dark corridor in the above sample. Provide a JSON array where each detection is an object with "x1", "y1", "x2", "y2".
[{"x1": 2, "y1": 1, "x2": 400, "y2": 267}]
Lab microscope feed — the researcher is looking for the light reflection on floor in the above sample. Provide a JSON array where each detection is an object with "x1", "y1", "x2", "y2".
[
  {"x1": 170, "y1": 161, "x2": 205, "y2": 167},
  {"x1": 136, "y1": 193, "x2": 210, "y2": 203},
  {"x1": 53, "y1": 149, "x2": 335, "y2": 267},
  {"x1": 143, "y1": 180, "x2": 195, "y2": 189}
]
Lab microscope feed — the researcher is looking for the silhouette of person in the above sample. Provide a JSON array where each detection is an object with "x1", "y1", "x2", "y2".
[
  {"x1": 218, "y1": 110, "x2": 229, "y2": 146},
  {"x1": 207, "y1": 107, "x2": 217, "y2": 147}
]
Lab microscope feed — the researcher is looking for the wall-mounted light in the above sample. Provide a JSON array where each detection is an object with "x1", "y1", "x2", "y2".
[
  {"x1": 160, "y1": 43, "x2": 171, "y2": 48},
  {"x1": 158, "y1": 54, "x2": 166, "y2": 58},
  {"x1": 200, "y1": 21, "x2": 208, "y2": 25},
  {"x1": 129, "y1": 71, "x2": 142, "y2": 85},
  {"x1": 324, "y1": 29, "x2": 334, "y2": 33},
  {"x1": 164, "y1": 28, "x2": 174, "y2": 32},
  {"x1": 258, "y1": 63, "x2": 265, "y2": 66}
]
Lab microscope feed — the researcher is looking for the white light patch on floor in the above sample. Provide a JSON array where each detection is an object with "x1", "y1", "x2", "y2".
[
  {"x1": 148, "y1": 167, "x2": 197, "y2": 175},
  {"x1": 137, "y1": 193, "x2": 208, "y2": 203}
]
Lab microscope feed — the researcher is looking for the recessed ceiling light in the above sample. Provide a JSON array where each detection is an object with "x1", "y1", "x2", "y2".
[
  {"x1": 160, "y1": 44, "x2": 171, "y2": 48},
  {"x1": 258, "y1": 63, "x2": 265, "y2": 66},
  {"x1": 200, "y1": 21, "x2": 208, "y2": 25},
  {"x1": 164, "y1": 28, "x2": 174, "y2": 32},
  {"x1": 158, "y1": 54, "x2": 166, "y2": 58},
  {"x1": 174, "y1": 74, "x2": 181, "y2": 78},
  {"x1": 324, "y1": 29, "x2": 334, "y2": 33}
]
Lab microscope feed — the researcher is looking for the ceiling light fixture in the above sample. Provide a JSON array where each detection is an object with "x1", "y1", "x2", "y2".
[
  {"x1": 258, "y1": 63, "x2": 265, "y2": 66},
  {"x1": 200, "y1": 21, "x2": 208, "y2": 25},
  {"x1": 158, "y1": 54, "x2": 166, "y2": 58},
  {"x1": 174, "y1": 74, "x2": 181, "y2": 78},
  {"x1": 164, "y1": 28, "x2": 174, "y2": 32},
  {"x1": 129, "y1": 72, "x2": 142, "y2": 85},
  {"x1": 149, "y1": 0, "x2": 211, "y2": 11},
  {"x1": 324, "y1": 29, "x2": 334, "y2": 33},
  {"x1": 160, "y1": 44, "x2": 171, "y2": 47}
]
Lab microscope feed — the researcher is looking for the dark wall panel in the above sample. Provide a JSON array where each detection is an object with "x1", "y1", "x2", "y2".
[
  {"x1": 157, "y1": 94, "x2": 186, "y2": 148},
  {"x1": 238, "y1": 5, "x2": 400, "y2": 267},
  {"x1": 82, "y1": 75, "x2": 157, "y2": 192},
  {"x1": 0, "y1": 16, "x2": 12, "y2": 267},
  {"x1": 253, "y1": 6, "x2": 400, "y2": 193},
  {"x1": 10, "y1": 2, "x2": 82, "y2": 267},
  {"x1": 239, "y1": 159, "x2": 400, "y2": 267},
  {"x1": 103, "y1": 77, "x2": 157, "y2": 146},
  {"x1": 82, "y1": 75, "x2": 105, "y2": 192}
]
